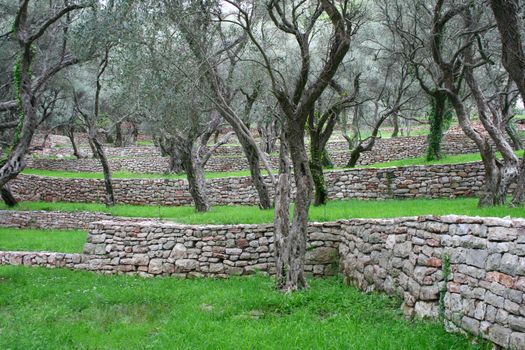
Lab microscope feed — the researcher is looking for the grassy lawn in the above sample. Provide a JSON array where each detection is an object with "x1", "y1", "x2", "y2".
[
  {"x1": 364, "y1": 150, "x2": 524, "y2": 169},
  {"x1": 0, "y1": 267, "x2": 488, "y2": 350},
  {"x1": 22, "y1": 168, "x2": 256, "y2": 180},
  {"x1": 136, "y1": 140, "x2": 155, "y2": 146},
  {"x1": 25, "y1": 151, "x2": 524, "y2": 180},
  {"x1": 0, "y1": 228, "x2": 86, "y2": 253},
  {"x1": 1, "y1": 198, "x2": 523, "y2": 224}
]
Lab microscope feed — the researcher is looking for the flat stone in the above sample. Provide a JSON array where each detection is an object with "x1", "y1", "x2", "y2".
[
  {"x1": 488, "y1": 324, "x2": 511, "y2": 348},
  {"x1": 305, "y1": 247, "x2": 338, "y2": 264},
  {"x1": 148, "y1": 259, "x2": 163, "y2": 274},
  {"x1": 175, "y1": 259, "x2": 198, "y2": 272},
  {"x1": 509, "y1": 315, "x2": 525, "y2": 332}
]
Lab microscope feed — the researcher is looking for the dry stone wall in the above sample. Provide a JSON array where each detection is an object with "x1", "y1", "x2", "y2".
[
  {"x1": 29, "y1": 132, "x2": 492, "y2": 174},
  {"x1": 0, "y1": 210, "x2": 151, "y2": 230},
  {"x1": 29, "y1": 133, "x2": 488, "y2": 173},
  {"x1": 27, "y1": 154, "x2": 282, "y2": 174},
  {"x1": 339, "y1": 216, "x2": 525, "y2": 349},
  {"x1": 12, "y1": 161, "x2": 488, "y2": 206},
  {"x1": 1, "y1": 214, "x2": 524, "y2": 348},
  {"x1": 0, "y1": 220, "x2": 341, "y2": 278}
]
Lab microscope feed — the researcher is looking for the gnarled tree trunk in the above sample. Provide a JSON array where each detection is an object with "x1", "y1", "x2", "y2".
[
  {"x1": 66, "y1": 127, "x2": 82, "y2": 159},
  {"x1": 277, "y1": 121, "x2": 313, "y2": 291},
  {"x1": 91, "y1": 136, "x2": 115, "y2": 207},
  {"x1": 427, "y1": 90, "x2": 451, "y2": 161},
  {"x1": 1, "y1": 185, "x2": 17, "y2": 207},
  {"x1": 273, "y1": 131, "x2": 292, "y2": 288},
  {"x1": 179, "y1": 141, "x2": 209, "y2": 213},
  {"x1": 490, "y1": 0, "x2": 525, "y2": 206}
]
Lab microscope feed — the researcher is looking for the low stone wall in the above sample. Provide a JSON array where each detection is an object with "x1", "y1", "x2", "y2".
[
  {"x1": 0, "y1": 210, "x2": 152, "y2": 230},
  {"x1": 27, "y1": 154, "x2": 282, "y2": 174},
  {"x1": 12, "y1": 161, "x2": 488, "y2": 206},
  {"x1": 339, "y1": 216, "x2": 525, "y2": 349},
  {"x1": 1, "y1": 214, "x2": 523, "y2": 348},
  {"x1": 28, "y1": 133, "x2": 488, "y2": 173},
  {"x1": 0, "y1": 220, "x2": 341, "y2": 278}
]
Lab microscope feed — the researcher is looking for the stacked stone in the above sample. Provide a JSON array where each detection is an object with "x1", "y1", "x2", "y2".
[
  {"x1": 30, "y1": 132, "x2": 488, "y2": 172},
  {"x1": 0, "y1": 251, "x2": 88, "y2": 269},
  {"x1": 27, "y1": 154, "x2": 282, "y2": 174},
  {"x1": 1, "y1": 215, "x2": 524, "y2": 348},
  {"x1": 0, "y1": 210, "x2": 150, "y2": 230},
  {"x1": 81, "y1": 220, "x2": 340, "y2": 278},
  {"x1": 339, "y1": 218, "x2": 445, "y2": 318},
  {"x1": 338, "y1": 215, "x2": 525, "y2": 350},
  {"x1": 12, "y1": 161, "x2": 497, "y2": 206},
  {"x1": 443, "y1": 216, "x2": 525, "y2": 349}
]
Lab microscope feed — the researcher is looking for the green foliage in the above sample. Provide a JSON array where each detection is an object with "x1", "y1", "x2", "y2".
[
  {"x1": 0, "y1": 267, "x2": 490, "y2": 349},
  {"x1": 426, "y1": 94, "x2": 453, "y2": 161},
  {"x1": 1, "y1": 54, "x2": 25, "y2": 167},
  {"x1": 439, "y1": 254, "x2": 451, "y2": 319}
]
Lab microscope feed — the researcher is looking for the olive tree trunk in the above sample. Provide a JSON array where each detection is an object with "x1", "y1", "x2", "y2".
[
  {"x1": 180, "y1": 141, "x2": 209, "y2": 213},
  {"x1": 490, "y1": 0, "x2": 525, "y2": 205},
  {"x1": 91, "y1": 136, "x2": 115, "y2": 207},
  {"x1": 273, "y1": 131, "x2": 292, "y2": 288},
  {"x1": 426, "y1": 91, "x2": 450, "y2": 161},
  {"x1": 1, "y1": 185, "x2": 17, "y2": 207}
]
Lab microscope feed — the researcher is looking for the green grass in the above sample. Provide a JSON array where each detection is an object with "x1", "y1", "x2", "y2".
[
  {"x1": 136, "y1": 140, "x2": 155, "y2": 146},
  {"x1": 25, "y1": 150, "x2": 525, "y2": 180},
  {"x1": 0, "y1": 267, "x2": 489, "y2": 350},
  {"x1": 22, "y1": 168, "x2": 255, "y2": 180},
  {"x1": 363, "y1": 150, "x2": 524, "y2": 169},
  {"x1": 0, "y1": 228, "x2": 86, "y2": 253},
  {"x1": 1, "y1": 198, "x2": 523, "y2": 224}
]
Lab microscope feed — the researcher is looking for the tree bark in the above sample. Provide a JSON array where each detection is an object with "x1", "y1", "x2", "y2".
[
  {"x1": 391, "y1": 113, "x2": 399, "y2": 138},
  {"x1": 490, "y1": 0, "x2": 525, "y2": 205},
  {"x1": 426, "y1": 91, "x2": 449, "y2": 161},
  {"x1": 92, "y1": 137, "x2": 115, "y2": 207},
  {"x1": 310, "y1": 147, "x2": 327, "y2": 207},
  {"x1": 281, "y1": 120, "x2": 313, "y2": 291},
  {"x1": 114, "y1": 121, "x2": 123, "y2": 147},
  {"x1": 66, "y1": 127, "x2": 82, "y2": 159},
  {"x1": 506, "y1": 120, "x2": 523, "y2": 151},
  {"x1": 273, "y1": 131, "x2": 292, "y2": 288},
  {"x1": 180, "y1": 141, "x2": 209, "y2": 212},
  {"x1": 1, "y1": 185, "x2": 17, "y2": 207},
  {"x1": 236, "y1": 130, "x2": 273, "y2": 209},
  {"x1": 87, "y1": 137, "x2": 99, "y2": 159}
]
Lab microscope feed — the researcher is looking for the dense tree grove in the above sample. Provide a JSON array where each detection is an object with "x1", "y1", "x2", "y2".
[{"x1": 1, "y1": 0, "x2": 525, "y2": 290}]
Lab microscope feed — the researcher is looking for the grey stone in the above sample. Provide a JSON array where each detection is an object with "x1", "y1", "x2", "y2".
[
  {"x1": 501, "y1": 253, "x2": 520, "y2": 275},
  {"x1": 509, "y1": 315, "x2": 525, "y2": 332},
  {"x1": 510, "y1": 332, "x2": 525, "y2": 350},
  {"x1": 465, "y1": 249, "x2": 488, "y2": 268},
  {"x1": 305, "y1": 247, "x2": 338, "y2": 264},
  {"x1": 170, "y1": 244, "x2": 187, "y2": 259},
  {"x1": 175, "y1": 259, "x2": 198, "y2": 272},
  {"x1": 489, "y1": 324, "x2": 511, "y2": 348},
  {"x1": 461, "y1": 316, "x2": 480, "y2": 335},
  {"x1": 148, "y1": 259, "x2": 163, "y2": 274}
]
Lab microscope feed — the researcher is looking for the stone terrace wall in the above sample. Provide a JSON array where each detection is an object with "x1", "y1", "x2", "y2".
[
  {"x1": 0, "y1": 210, "x2": 152, "y2": 230},
  {"x1": 27, "y1": 154, "x2": 282, "y2": 174},
  {"x1": 12, "y1": 161, "x2": 488, "y2": 206},
  {"x1": 0, "y1": 220, "x2": 341, "y2": 278},
  {"x1": 29, "y1": 133, "x2": 487, "y2": 173},
  {"x1": 339, "y1": 216, "x2": 525, "y2": 349},
  {"x1": 1, "y1": 215, "x2": 524, "y2": 348}
]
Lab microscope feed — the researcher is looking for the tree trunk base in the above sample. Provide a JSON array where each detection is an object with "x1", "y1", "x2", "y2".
[{"x1": 1, "y1": 186, "x2": 18, "y2": 207}]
